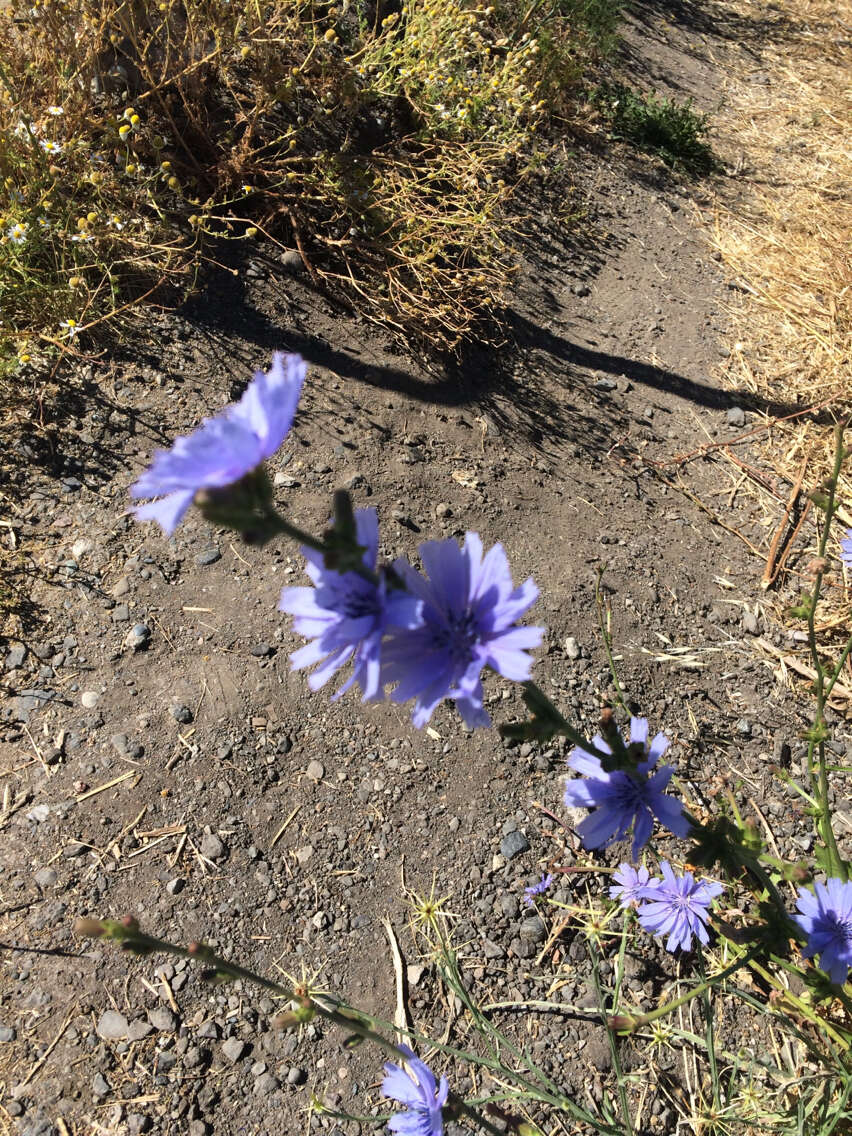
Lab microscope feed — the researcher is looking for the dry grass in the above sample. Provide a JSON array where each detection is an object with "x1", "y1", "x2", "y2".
[
  {"x1": 0, "y1": 0, "x2": 612, "y2": 392},
  {"x1": 700, "y1": 0, "x2": 851, "y2": 630}
]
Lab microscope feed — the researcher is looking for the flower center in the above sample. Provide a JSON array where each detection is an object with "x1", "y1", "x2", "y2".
[
  {"x1": 432, "y1": 607, "x2": 478, "y2": 664},
  {"x1": 342, "y1": 588, "x2": 380, "y2": 621},
  {"x1": 828, "y1": 913, "x2": 852, "y2": 946}
]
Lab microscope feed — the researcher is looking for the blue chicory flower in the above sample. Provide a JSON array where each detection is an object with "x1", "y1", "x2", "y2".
[
  {"x1": 636, "y1": 861, "x2": 723, "y2": 952},
  {"x1": 382, "y1": 533, "x2": 544, "y2": 729},
  {"x1": 279, "y1": 507, "x2": 422, "y2": 702},
  {"x1": 609, "y1": 863, "x2": 660, "y2": 909},
  {"x1": 382, "y1": 1046, "x2": 448, "y2": 1135},
  {"x1": 840, "y1": 528, "x2": 852, "y2": 569},
  {"x1": 794, "y1": 877, "x2": 852, "y2": 986},
  {"x1": 523, "y1": 873, "x2": 555, "y2": 906},
  {"x1": 562, "y1": 717, "x2": 691, "y2": 860},
  {"x1": 129, "y1": 352, "x2": 305, "y2": 534}
]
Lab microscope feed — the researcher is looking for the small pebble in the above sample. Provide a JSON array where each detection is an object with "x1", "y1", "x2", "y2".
[
  {"x1": 306, "y1": 760, "x2": 324, "y2": 782},
  {"x1": 195, "y1": 547, "x2": 221, "y2": 566},
  {"x1": 500, "y1": 830, "x2": 530, "y2": 860},
  {"x1": 125, "y1": 624, "x2": 151, "y2": 651},
  {"x1": 200, "y1": 833, "x2": 226, "y2": 861},
  {"x1": 81, "y1": 691, "x2": 100, "y2": 709},
  {"x1": 221, "y1": 1036, "x2": 248, "y2": 1064},
  {"x1": 97, "y1": 1010, "x2": 129, "y2": 1040}
]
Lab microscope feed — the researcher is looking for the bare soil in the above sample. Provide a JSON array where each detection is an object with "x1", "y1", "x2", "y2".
[{"x1": 2, "y1": 5, "x2": 849, "y2": 1136}]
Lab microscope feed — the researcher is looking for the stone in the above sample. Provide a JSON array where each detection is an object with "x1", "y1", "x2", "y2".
[
  {"x1": 148, "y1": 1007, "x2": 179, "y2": 1032},
  {"x1": 92, "y1": 1072, "x2": 111, "y2": 1096},
  {"x1": 519, "y1": 915, "x2": 546, "y2": 943},
  {"x1": 4, "y1": 646, "x2": 26, "y2": 671},
  {"x1": 251, "y1": 643, "x2": 274, "y2": 657},
  {"x1": 564, "y1": 636, "x2": 581, "y2": 660},
  {"x1": 200, "y1": 833, "x2": 226, "y2": 861},
  {"x1": 254, "y1": 1072, "x2": 280, "y2": 1094},
  {"x1": 111, "y1": 603, "x2": 130, "y2": 623},
  {"x1": 500, "y1": 830, "x2": 530, "y2": 859},
  {"x1": 280, "y1": 249, "x2": 304, "y2": 274},
  {"x1": 221, "y1": 1036, "x2": 247, "y2": 1064},
  {"x1": 306, "y1": 760, "x2": 324, "y2": 782},
  {"x1": 97, "y1": 1010, "x2": 129, "y2": 1040},
  {"x1": 125, "y1": 623, "x2": 151, "y2": 651},
  {"x1": 294, "y1": 845, "x2": 314, "y2": 866},
  {"x1": 81, "y1": 691, "x2": 100, "y2": 709},
  {"x1": 126, "y1": 1115, "x2": 152, "y2": 1135},
  {"x1": 195, "y1": 547, "x2": 221, "y2": 566},
  {"x1": 26, "y1": 804, "x2": 51, "y2": 823},
  {"x1": 742, "y1": 611, "x2": 759, "y2": 635},
  {"x1": 0, "y1": 1026, "x2": 16, "y2": 1042},
  {"x1": 171, "y1": 703, "x2": 193, "y2": 724},
  {"x1": 286, "y1": 1067, "x2": 307, "y2": 1085},
  {"x1": 127, "y1": 1020, "x2": 154, "y2": 1042},
  {"x1": 726, "y1": 406, "x2": 746, "y2": 427},
  {"x1": 166, "y1": 877, "x2": 185, "y2": 895},
  {"x1": 34, "y1": 868, "x2": 58, "y2": 888}
]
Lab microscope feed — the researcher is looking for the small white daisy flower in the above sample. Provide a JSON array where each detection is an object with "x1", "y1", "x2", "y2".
[
  {"x1": 47, "y1": 105, "x2": 65, "y2": 116},
  {"x1": 40, "y1": 139, "x2": 63, "y2": 155},
  {"x1": 59, "y1": 319, "x2": 79, "y2": 338},
  {"x1": 7, "y1": 221, "x2": 29, "y2": 245},
  {"x1": 105, "y1": 215, "x2": 124, "y2": 230}
]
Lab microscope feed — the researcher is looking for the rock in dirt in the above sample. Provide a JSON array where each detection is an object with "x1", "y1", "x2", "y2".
[
  {"x1": 306, "y1": 760, "x2": 324, "y2": 782},
  {"x1": 125, "y1": 624, "x2": 151, "y2": 651},
  {"x1": 200, "y1": 833, "x2": 226, "y2": 861},
  {"x1": 195, "y1": 547, "x2": 221, "y2": 566},
  {"x1": 500, "y1": 830, "x2": 530, "y2": 859},
  {"x1": 221, "y1": 1036, "x2": 248, "y2": 1064},
  {"x1": 148, "y1": 1007, "x2": 179, "y2": 1032},
  {"x1": 564, "y1": 636, "x2": 581, "y2": 659},
  {"x1": 80, "y1": 691, "x2": 100, "y2": 709},
  {"x1": 726, "y1": 406, "x2": 746, "y2": 427},
  {"x1": 97, "y1": 1010, "x2": 130, "y2": 1040}
]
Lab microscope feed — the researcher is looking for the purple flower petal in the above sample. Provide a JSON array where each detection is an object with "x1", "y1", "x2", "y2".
[
  {"x1": 636, "y1": 861, "x2": 723, "y2": 953},
  {"x1": 281, "y1": 508, "x2": 420, "y2": 703},
  {"x1": 384, "y1": 534, "x2": 543, "y2": 729},
  {"x1": 130, "y1": 352, "x2": 305, "y2": 535},
  {"x1": 563, "y1": 718, "x2": 688, "y2": 858},
  {"x1": 382, "y1": 1050, "x2": 447, "y2": 1136},
  {"x1": 795, "y1": 878, "x2": 852, "y2": 986}
]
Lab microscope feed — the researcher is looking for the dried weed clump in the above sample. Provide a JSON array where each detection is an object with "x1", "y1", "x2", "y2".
[
  {"x1": 0, "y1": 0, "x2": 611, "y2": 391},
  {"x1": 705, "y1": 0, "x2": 851, "y2": 624}
]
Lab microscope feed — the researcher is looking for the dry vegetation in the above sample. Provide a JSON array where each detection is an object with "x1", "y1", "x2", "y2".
[
  {"x1": 0, "y1": 0, "x2": 614, "y2": 391},
  {"x1": 704, "y1": 0, "x2": 852, "y2": 594}
]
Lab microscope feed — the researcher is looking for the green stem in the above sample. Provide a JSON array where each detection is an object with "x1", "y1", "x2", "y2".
[
  {"x1": 595, "y1": 564, "x2": 629, "y2": 714},
  {"x1": 77, "y1": 920, "x2": 506, "y2": 1136},
  {"x1": 589, "y1": 928, "x2": 634, "y2": 1136},
  {"x1": 622, "y1": 943, "x2": 764, "y2": 1032},
  {"x1": 804, "y1": 420, "x2": 848, "y2": 880},
  {"x1": 697, "y1": 950, "x2": 721, "y2": 1115}
]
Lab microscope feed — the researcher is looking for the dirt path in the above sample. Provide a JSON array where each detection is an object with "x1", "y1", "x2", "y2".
[{"x1": 1, "y1": 6, "x2": 842, "y2": 1136}]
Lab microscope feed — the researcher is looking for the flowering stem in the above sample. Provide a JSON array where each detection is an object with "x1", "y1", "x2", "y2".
[
  {"x1": 261, "y1": 507, "x2": 381, "y2": 588},
  {"x1": 520, "y1": 680, "x2": 621, "y2": 766},
  {"x1": 803, "y1": 420, "x2": 848, "y2": 881},
  {"x1": 697, "y1": 950, "x2": 721, "y2": 1115},
  {"x1": 74, "y1": 918, "x2": 509, "y2": 1136},
  {"x1": 615, "y1": 943, "x2": 764, "y2": 1033},
  {"x1": 595, "y1": 564, "x2": 629, "y2": 714},
  {"x1": 589, "y1": 924, "x2": 634, "y2": 1136}
]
